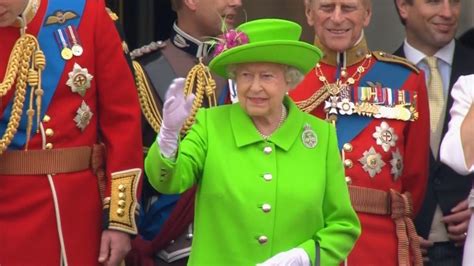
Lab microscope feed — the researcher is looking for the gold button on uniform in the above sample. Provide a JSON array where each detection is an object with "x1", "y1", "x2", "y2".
[
  {"x1": 118, "y1": 200, "x2": 126, "y2": 208},
  {"x1": 45, "y1": 128, "x2": 54, "y2": 137},
  {"x1": 258, "y1": 236, "x2": 268, "y2": 244},
  {"x1": 118, "y1": 184, "x2": 126, "y2": 192},
  {"x1": 116, "y1": 208, "x2": 124, "y2": 217},
  {"x1": 42, "y1": 115, "x2": 51, "y2": 123},
  {"x1": 45, "y1": 143, "x2": 53, "y2": 149},
  {"x1": 262, "y1": 204, "x2": 271, "y2": 213},
  {"x1": 343, "y1": 143, "x2": 353, "y2": 152},
  {"x1": 263, "y1": 147, "x2": 272, "y2": 154},
  {"x1": 344, "y1": 159, "x2": 353, "y2": 168},
  {"x1": 118, "y1": 192, "x2": 126, "y2": 200},
  {"x1": 345, "y1": 176, "x2": 352, "y2": 184}
]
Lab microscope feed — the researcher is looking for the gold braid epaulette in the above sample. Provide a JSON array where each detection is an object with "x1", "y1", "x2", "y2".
[
  {"x1": 181, "y1": 58, "x2": 217, "y2": 135},
  {"x1": 0, "y1": 33, "x2": 45, "y2": 154},
  {"x1": 373, "y1": 51, "x2": 420, "y2": 74},
  {"x1": 132, "y1": 61, "x2": 162, "y2": 133}
]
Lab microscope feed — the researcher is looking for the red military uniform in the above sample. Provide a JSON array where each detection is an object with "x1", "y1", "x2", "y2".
[
  {"x1": 0, "y1": 0, "x2": 142, "y2": 265},
  {"x1": 290, "y1": 39, "x2": 429, "y2": 265}
]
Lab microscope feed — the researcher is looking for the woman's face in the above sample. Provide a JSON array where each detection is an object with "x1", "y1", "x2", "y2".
[{"x1": 234, "y1": 62, "x2": 290, "y2": 119}]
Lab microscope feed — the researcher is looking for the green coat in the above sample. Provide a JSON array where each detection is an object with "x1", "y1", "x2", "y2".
[{"x1": 145, "y1": 97, "x2": 360, "y2": 265}]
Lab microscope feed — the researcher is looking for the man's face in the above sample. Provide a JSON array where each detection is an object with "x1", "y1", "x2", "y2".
[
  {"x1": 397, "y1": 0, "x2": 461, "y2": 55},
  {"x1": 194, "y1": 0, "x2": 242, "y2": 37},
  {"x1": 305, "y1": 0, "x2": 371, "y2": 52},
  {"x1": 0, "y1": 0, "x2": 28, "y2": 27}
]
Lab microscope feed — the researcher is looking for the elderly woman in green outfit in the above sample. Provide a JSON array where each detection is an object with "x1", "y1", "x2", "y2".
[{"x1": 145, "y1": 19, "x2": 360, "y2": 265}]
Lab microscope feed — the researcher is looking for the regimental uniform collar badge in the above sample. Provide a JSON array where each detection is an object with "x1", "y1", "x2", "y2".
[
  {"x1": 45, "y1": 10, "x2": 78, "y2": 25},
  {"x1": 390, "y1": 148, "x2": 403, "y2": 181},
  {"x1": 74, "y1": 101, "x2": 93, "y2": 132},
  {"x1": 359, "y1": 146, "x2": 385, "y2": 178},
  {"x1": 372, "y1": 121, "x2": 398, "y2": 152},
  {"x1": 67, "y1": 63, "x2": 93, "y2": 97},
  {"x1": 301, "y1": 123, "x2": 317, "y2": 149},
  {"x1": 171, "y1": 23, "x2": 211, "y2": 58}
]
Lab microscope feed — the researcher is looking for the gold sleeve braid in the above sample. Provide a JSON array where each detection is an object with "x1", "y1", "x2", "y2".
[
  {"x1": 181, "y1": 58, "x2": 217, "y2": 135},
  {"x1": 132, "y1": 61, "x2": 162, "y2": 133},
  {"x1": 108, "y1": 168, "x2": 141, "y2": 234},
  {"x1": 0, "y1": 33, "x2": 45, "y2": 154}
]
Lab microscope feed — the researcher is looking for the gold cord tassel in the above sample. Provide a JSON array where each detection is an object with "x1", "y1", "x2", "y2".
[
  {"x1": 181, "y1": 58, "x2": 217, "y2": 135},
  {"x1": 0, "y1": 32, "x2": 45, "y2": 154}
]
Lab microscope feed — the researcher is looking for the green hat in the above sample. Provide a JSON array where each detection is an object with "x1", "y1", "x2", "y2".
[{"x1": 209, "y1": 18, "x2": 323, "y2": 78}]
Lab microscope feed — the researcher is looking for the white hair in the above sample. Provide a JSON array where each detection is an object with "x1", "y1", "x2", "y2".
[{"x1": 227, "y1": 64, "x2": 304, "y2": 89}]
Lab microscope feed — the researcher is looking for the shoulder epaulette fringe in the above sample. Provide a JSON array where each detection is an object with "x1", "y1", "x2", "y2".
[
  {"x1": 130, "y1": 41, "x2": 167, "y2": 60},
  {"x1": 132, "y1": 61, "x2": 162, "y2": 133},
  {"x1": 373, "y1": 51, "x2": 420, "y2": 74}
]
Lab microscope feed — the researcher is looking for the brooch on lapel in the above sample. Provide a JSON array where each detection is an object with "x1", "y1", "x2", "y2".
[{"x1": 301, "y1": 123, "x2": 317, "y2": 149}]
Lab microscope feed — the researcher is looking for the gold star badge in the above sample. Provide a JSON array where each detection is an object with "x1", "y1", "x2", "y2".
[
  {"x1": 359, "y1": 147, "x2": 386, "y2": 179},
  {"x1": 372, "y1": 121, "x2": 398, "y2": 152},
  {"x1": 66, "y1": 63, "x2": 93, "y2": 97},
  {"x1": 390, "y1": 149, "x2": 403, "y2": 181},
  {"x1": 74, "y1": 101, "x2": 93, "y2": 131}
]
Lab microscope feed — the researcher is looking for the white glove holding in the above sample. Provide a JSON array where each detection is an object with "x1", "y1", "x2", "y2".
[
  {"x1": 157, "y1": 78, "x2": 195, "y2": 158},
  {"x1": 257, "y1": 248, "x2": 310, "y2": 266}
]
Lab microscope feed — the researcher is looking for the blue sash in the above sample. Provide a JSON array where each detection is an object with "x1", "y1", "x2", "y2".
[
  {"x1": 336, "y1": 60, "x2": 411, "y2": 149},
  {"x1": 0, "y1": 0, "x2": 86, "y2": 149}
]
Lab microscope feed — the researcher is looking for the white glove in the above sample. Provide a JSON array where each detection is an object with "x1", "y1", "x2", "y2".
[
  {"x1": 157, "y1": 78, "x2": 195, "y2": 158},
  {"x1": 257, "y1": 248, "x2": 310, "y2": 266}
]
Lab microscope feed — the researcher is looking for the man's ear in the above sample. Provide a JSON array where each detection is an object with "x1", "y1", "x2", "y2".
[
  {"x1": 184, "y1": 0, "x2": 198, "y2": 11},
  {"x1": 363, "y1": 4, "x2": 372, "y2": 27},
  {"x1": 395, "y1": 0, "x2": 409, "y2": 21},
  {"x1": 305, "y1": 4, "x2": 315, "y2": 27}
]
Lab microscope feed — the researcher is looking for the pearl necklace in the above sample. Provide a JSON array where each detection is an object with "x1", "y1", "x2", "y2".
[{"x1": 257, "y1": 105, "x2": 288, "y2": 140}]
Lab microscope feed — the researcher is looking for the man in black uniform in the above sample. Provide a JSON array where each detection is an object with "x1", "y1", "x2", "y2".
[{"x1": 128, "y1": 0, "x2": 242, "y2": 265}]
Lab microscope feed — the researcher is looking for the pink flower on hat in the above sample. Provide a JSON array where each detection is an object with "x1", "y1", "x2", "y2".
[{"x1": 212, "y1": 29, "x2": 249, "y2": 57}]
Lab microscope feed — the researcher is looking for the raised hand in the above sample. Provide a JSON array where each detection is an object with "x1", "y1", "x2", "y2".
[
  {"x1": 158, "y1": 78, "x2": 195, "y2": 158},
  {"x1": 162, "y1": 78, "x2": 195, "y2": 132}
]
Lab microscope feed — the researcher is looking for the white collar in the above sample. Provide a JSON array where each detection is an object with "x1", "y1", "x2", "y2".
[{"x1": 403, "y1": 39, "x2": 455, "y2": 66}]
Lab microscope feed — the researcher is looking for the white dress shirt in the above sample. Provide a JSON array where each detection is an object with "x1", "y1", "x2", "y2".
[{"x1": 403, "y1": 39, "x2": 455, "y2": 98}]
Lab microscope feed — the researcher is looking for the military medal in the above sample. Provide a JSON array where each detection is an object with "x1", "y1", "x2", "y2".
[
  {"x1": 66, "y1": 63, "x2": 94, "y2": 97},
  {"x1": 61, "y1": 47, "x2": 73, "y2": 60},
  {"x1": 67, "y1": 25, "x2": 83, "y2": 57},
  {"x1": 74, "y1": 101, "x2": 93, "y2": 131},
  {"x1": 301, "y1": 123, "x2": 317, "y2": 149},
  {"x1": 359, "y1": 147, "x2": 385, "y2": 178},
  {"x1": 55, "y1": 28, "x2": 73, "y2": 60},
  {"x1": 324, "y1": 96, "x2": 339, "y2": 115},
  {"x1": 390, "y1": 149, "x2": 403, "y2": 181},
  {"x1": 372, "y1": 121, "x2": 398, "y2": 152},
  {"x1": 337, "y1": 98, "x2": 355, "y2": 115}
]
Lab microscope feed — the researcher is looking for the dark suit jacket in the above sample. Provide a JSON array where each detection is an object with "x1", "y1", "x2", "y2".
[{"x1": 394, "y1": 41, "x2": 474, "y2": 239}]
